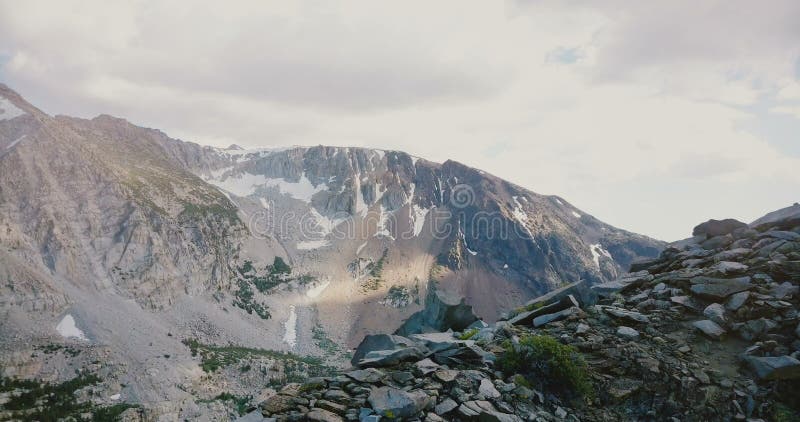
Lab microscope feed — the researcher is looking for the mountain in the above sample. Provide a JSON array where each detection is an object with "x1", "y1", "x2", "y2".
[{"x1": 0, "y1": 84, "x2": 663, "y2": 418}]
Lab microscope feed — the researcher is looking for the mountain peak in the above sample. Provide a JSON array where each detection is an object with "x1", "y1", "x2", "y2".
[{"x1": 0, "y1": 84, "x2": 47, "y2": 119}]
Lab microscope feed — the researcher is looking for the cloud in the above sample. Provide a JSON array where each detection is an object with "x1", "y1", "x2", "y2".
[{"x1": 1, "y1": 0, "x2": 799, "y2": 241}]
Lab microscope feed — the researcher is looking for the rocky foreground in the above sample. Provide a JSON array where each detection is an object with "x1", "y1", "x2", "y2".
[{"x1": 246, "y1": 205, "x2": 800, "y2": 422}]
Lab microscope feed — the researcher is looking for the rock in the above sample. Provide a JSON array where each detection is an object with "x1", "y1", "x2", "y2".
[
  {"x1": 458, "y1": 400, "x2": 522, "y2": 422},
  {"x1": 307, "y1": 408, "x2": 344, "y2": 422},
  {"x1": 709, "y1": 261, "x2": 749, "y2": 276},
  {"x1": 520, "y1": 280, "x2": 598, "y2": 310},
  {"x1": 693, "y1": 320, "x2": 726, "y2": 340},
  {"x1": 703, "y1": 303, "x2": 727, "y2": 326},
  {"x1": 714, "y1": 248, "x2": 752, "y2": 262},
  {"x1": 670, "y1": 295, "x2": 704, "y2": 312},
  {"x1": 745, "y1": 356, "x2": 800, "y2": 380},
  {"x1": 771, "y1": 282, "x2": 799, "y2": 300},
  {"x1": 235, "y1": 410, "x2": 268, "y2": 422},
  {"x1": 358, "y1": 347, "x2": 425, "y2": 368},
  {"x1": 689, "y1": 276, "x2": 752, "y2": 301},
  {"x1": 629, "y1": 257, "x2": 661, "y2": 273},
  {"x1": 433, "y1": 369, "x2": 458, "y2": 383},
  {"x1": 395, "y1": 282, "x2": 479, "y2": 336},
  {"x1": 434, "y1": 398, "x2": 458, "y2": 415},
  {"x1": 616, "y1": 326, "x2": 640, "y2": 340},
  {"x1": 478, "y1": 378, "x2": 501, "y2": 399},
  {"x1": 532, "y1": 306, "x2": 582, "y2": 327},
  {"x1": 725, "y1": 291, "x2": 750, "y2": 312},
  {"x1": 367, "y1": 387, "x2": 429, "y2": 419},
  {"x1": 346, "y1": 368, "x2": 386, "y2": 383},
  {"x1": 693, "y1": 219, "x2": 747, "y2": 237},
  {"x1": 261, "y1": 393, "x2": 295, "y2": 415},
  {"x1": 796, "y1": 323, "x2": 800, "y2": 339},
  {"x1": 735, "y1": 318, "x2": 778, "y2": 341},
  {"x1": 701, "y1": 234, "x2": 734, "y2": 250},
  {"x1": 414, "y1": 358, "x2": 440, "y2": 375},
  {"x1": 410, "y1": 332, "x2": 471, "y2": 352},
  {"x1": 509, "y1": 294, "x2": 580, "y2": 326},
  {"x1": 750, "y1": 203, "x2": 800, "y2": 231},
  {"x1": 575, "y1": 323, "x2": 591, "y2": 334},
  {"x1": 600, "y1": 306, "x2": 650, "y2": 324},
  {"x1": 315, "y1": 400, "x2": 347, "y2": 416},
  {"x1": 591, "y1": 271, "x2": 654, "y2": 298},
  {"x1": 351, "y1": 334, "x2": 417, "y2": 366}
]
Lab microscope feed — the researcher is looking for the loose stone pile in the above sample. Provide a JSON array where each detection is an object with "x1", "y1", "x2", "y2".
[{"x1": 241, "y1": 206, "x2": 800, "y2": 421}]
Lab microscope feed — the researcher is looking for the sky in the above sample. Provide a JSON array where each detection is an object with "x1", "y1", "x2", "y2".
[{"x1": 1, "y1": 0, "x2": 799, "y2": 241}]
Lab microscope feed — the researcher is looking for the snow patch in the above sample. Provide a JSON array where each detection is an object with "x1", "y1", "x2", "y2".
[
  {"x1": 259, "y1": 198, "x2": 269, "y2": 209},
  {"x1": 109, "y1": 394, "x2": 121, "y2": 401},
  {"x1": 512, "y1": 196, "x2": 533, "y2": 237},
  {"x1": 56, "y1": 314, "x2": 88, "y2": 341},
  {"x1": 283, "y1": 306, "x2": 297, "y2": 348},
  {"x1": 375, "y1": 206, "x2": 395, "y2": 240},
  {"x1": 305, "y1": 280, "x2": 331, "y2": 299},
  {"x1": 356, "y1": 241, "x2": 368, "y2": 255},
  {"x1": 0, "y1": 98, "x2": 26, "y2": 121},
  {"x1": 209, "y1": 172, "x2": 327, "y2": 203},
  {"x1": 6, "y1": 135, "x2": 25, "y2": 150},
  {"x1": 589, "y1": 243, "x2": 613, "y2": 269},
  {"x1": 571, "y1": 211, "x2": 582, "y2": 219},
  {"x1": 297, "y1": 240, "x2": 330, "y2": 250},
  {"x1": 411, "y1": 205, "x2": 429, "y2": 237},
  {"x1": 554, "y1": 198, "x2": 563, "y2": 205}
]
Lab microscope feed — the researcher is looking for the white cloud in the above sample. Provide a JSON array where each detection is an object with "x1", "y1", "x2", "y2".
[{"x1": 1, "y1": 0, "x2": 799, "y2": 241}]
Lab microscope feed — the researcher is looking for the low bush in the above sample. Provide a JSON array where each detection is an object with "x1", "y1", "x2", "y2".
[{"x1": 498, "y1": 334, "x2": 592, "y2": 399}]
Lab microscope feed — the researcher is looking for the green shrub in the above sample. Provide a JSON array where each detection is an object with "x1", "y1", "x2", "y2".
[
  {"x1": 498, "y1": 334, "x2": 592, "y2": 399},
  {"x1": 459, "y1": 329, "x2": 479, "y2": 340}
]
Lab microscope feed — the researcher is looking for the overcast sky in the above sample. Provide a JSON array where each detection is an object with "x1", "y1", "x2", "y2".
[{"x1": 1, "y1": 0, "x2": 799, "y2": 241}]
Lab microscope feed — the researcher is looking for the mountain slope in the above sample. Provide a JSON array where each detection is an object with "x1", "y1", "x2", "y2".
[{"x1": 0, "y1": 84, "x2": 663, "y2": 416}]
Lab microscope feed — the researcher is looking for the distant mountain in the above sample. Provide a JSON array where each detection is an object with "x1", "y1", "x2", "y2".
[{"x1": 0, "y1": 84, "x2": 663, "y2": 414}]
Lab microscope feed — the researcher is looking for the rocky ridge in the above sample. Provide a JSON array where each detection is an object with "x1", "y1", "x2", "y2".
[{"x1": 245, "y1": 204, "x2": 800, "y2": 421}]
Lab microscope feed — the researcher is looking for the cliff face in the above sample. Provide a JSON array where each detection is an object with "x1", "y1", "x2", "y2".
[{"x1": 0, "y1": 84, "x2": 246, "y2": 310}]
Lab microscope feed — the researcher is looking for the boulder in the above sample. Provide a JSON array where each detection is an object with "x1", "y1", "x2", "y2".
[
  {"x1": 725, "y1": 291, "x2": 749, "y2": 312},
  {"x1": 709, "y1": 261, "x2": 748, "y2": 276},
  {"x1": 745, "y1": 356, "x2": 800, "y2": 380},
  {"x1": 616, "y1": 326, "x2": 640, "y2": 340},
  {"x1": 771, "y1": 282, "x2": 799, "y2": 300},
  {"x1": 703, "y1": 303, "x2": 727, "y2": 326},
  {"x1": 670, "y1": 295, "x2": 704, "y2": 312},
  {"x1": 478, "y1": 378, "x2": 501, "y2": 399},
  {"x1": 351, "y1": 334, "x2": 417, "y2": 366},
  {"x1": 693, "y1": 219, "x2": 747, "y2": 237},
  {"x1": 600, "y1": 306, "x2": 650, "y2": 324},
  {"x1": 435, "y1": 398, "x2": 459, "y2": 415},
  {"x1": 689, "y1": 276, "x2": 752, "y2": 301},
  {"x1": 591, "y1": 271, "x2": 654, "y2": 298},
  {"x1": 358, "y1": 347, "x2": 425, "y2": 368},
  {"x1": 345, "y1": 368, "x2": 386, "y2": 383},
  {"x1": 367, "y1": 387, "x2": 429, "y2": 419},
  {"x1": 410, "y1": 332, "x2": 472, "y2": 352},
  {"x1": 235, "y1": 410, "x2": 269, "y2": 422},
  {"x1": 458, "y1": 400, "x2": 522, "y2": 422},
  {"x1": 520, "y1": 280, "x2": 597, "y2": 310},
  {"x1": 414, "y1": 358, "x2": 440, "y2": 375},
  {"x1": 701, "y1": 234, "x2": 734, "y2": 250},
  {"x1": 734, "y1": 318, "x2": 778, "y2": 341},
  {"x1": 395, "y1": 282, "x2": 479, "y2": 336},
  {"x1": 532, "y1": 306, "x2": 582, "y2": 327},
  {"x1": 693, "y1": 320, "x2": 726, "y2": 340},
  {"x1": 306, "y1": 408, "x2": 344, "y2": 422},
  {"x1": 750, "y1": 203, "x2": 800, "y2": 231},
  {"x1": 509, "y1": 295, "x2": 580, "y2": 326}
]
